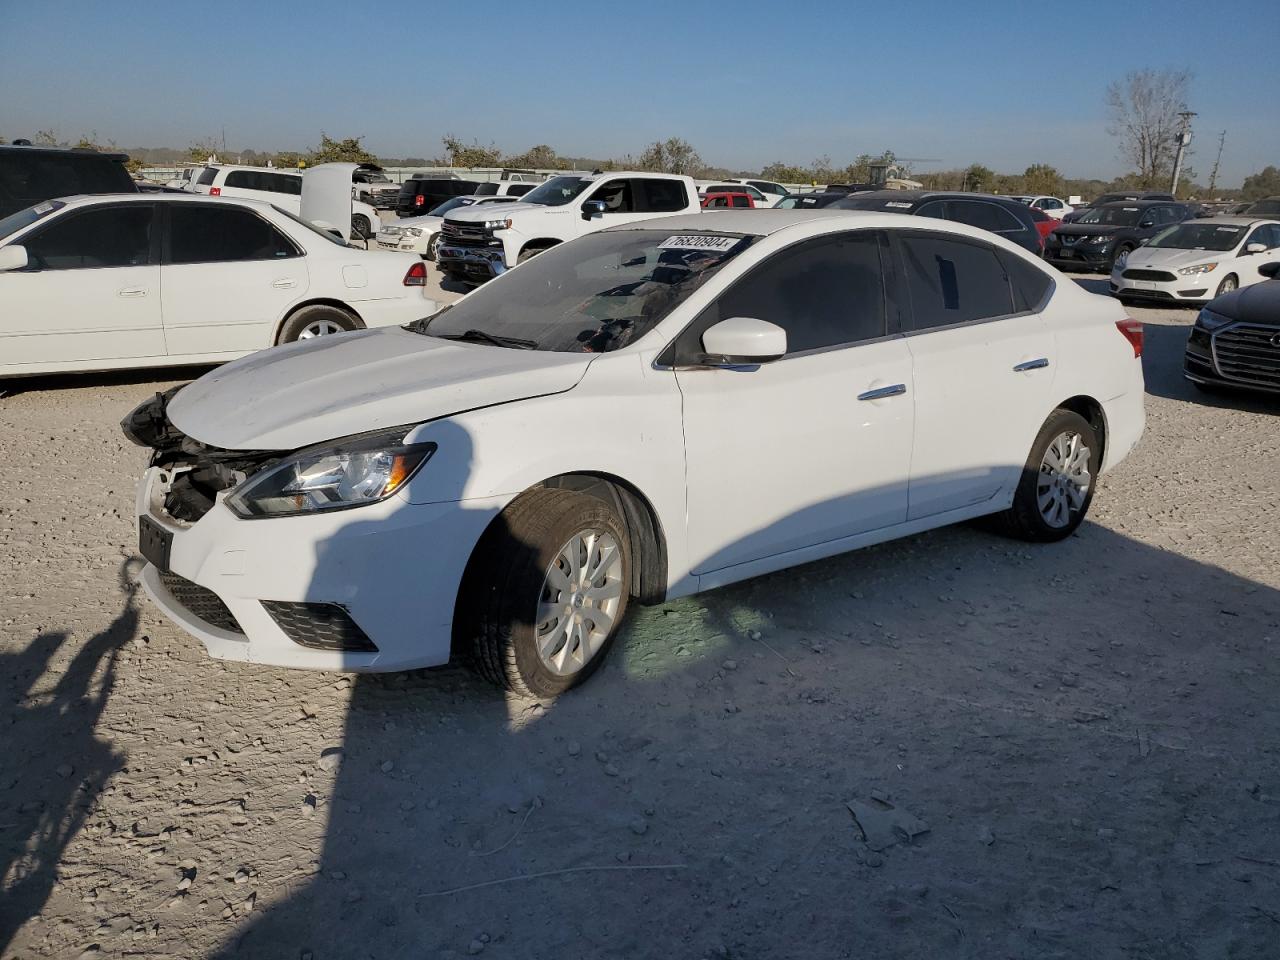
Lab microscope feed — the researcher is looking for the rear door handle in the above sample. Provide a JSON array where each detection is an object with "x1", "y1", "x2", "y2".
[
  {"x1": 117, "y1": 287, "x2": 148, "y2": 298},
  {"x1": 857, "y1": 383, "x2": 907, "y2": 401},
  {"x1": 271, "y1": 278, "x2": 298, "y2": 289},
  {"x1": 1013, "y1": 358, "x2": 1050, "y2": 372}
]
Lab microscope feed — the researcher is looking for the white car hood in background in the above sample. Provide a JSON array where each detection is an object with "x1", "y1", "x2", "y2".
[
  {"x1": 445, "y1": 201, "x2": 551, "y2": 223},
  {"x1": 384, "y1": 214, "x2": 443, "y2": 233},
  {"x1": 301, "y1": 162, "x2": 358, "y2": 235},
  {"x1": 1126, "y1": 247, "x2": 1232, "y2": 271},
  {"x1": 166, "y1": 328, "x2": 595, "y2": 450}
]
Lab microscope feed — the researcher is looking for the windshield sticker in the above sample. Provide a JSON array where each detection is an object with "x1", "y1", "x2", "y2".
[
  {"x1": 884, "y1": 201, "x2": 913, "y2": 209},
  {"x1": 1123, "y1": 207, "x2": 1139, "y2": 211},
  {"x1": 1217, "y1": 227, "x2": 1242, "y2": 232},
  {"x1": 659, "y1": 235, "x2": 739, "y2": 252}
]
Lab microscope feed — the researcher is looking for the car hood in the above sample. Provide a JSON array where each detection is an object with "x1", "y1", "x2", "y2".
[
  {"x1": 1124, "y1": 247, "x2": 1228, "y2": 271},
  {"x1": 1053, "y1": 222, "x2": 1122, "y2": 237},
  {"x1": 1207, "y1": 278, "x2": 1280, "y2": 326},
  {"x1": 166, "y1": 327, "x2": 594, "y2": 451},
  {"x1": 445, "y1": 201, "x2": 552, "y2": 223},
  {"x1": 382, "y1": 214, "x2": 442, "y2": 232}
]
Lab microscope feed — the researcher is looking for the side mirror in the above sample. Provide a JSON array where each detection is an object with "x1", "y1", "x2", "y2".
[
  {"x1": 1260, "y1": 261, "x2": 1280, "y2": 279},
  {"x1": 581, "y1": 199, "x2": 607, "y2": 219},
  {"x1": 0, "y1": 245, "x2": 29, "y2": 272},
  {"x1": 1244, "y1": 242, "x2": 1266, "y2": 255},
  {"x1": 700, "y1": 317, "x2": 787, "y2": 365}
]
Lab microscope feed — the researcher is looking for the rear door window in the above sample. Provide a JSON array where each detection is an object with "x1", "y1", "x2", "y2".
[
  {"x1": 168, "y1": 205, "x2": 299, "y2": 263},
  {"x1": 640, "y1": 178, "x2": 688, "y2": 212},
  {"x1": 947, "y1": 200, "x2": 1024, "y2": 234},
  {"x1": 897, "y1": 233, "x2": 1016, "y2": 330},
  {"x1": 22, "y1": 204, "x2": 155, "y2": 270}
]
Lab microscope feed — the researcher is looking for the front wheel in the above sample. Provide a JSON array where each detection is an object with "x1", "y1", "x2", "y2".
[
  {"x1": 459, "y1": 487, "x2": 631, "y2": 699},
  {"x1": 991, "y1": 409, "x2": 1099, "y2": 542},
  {"x1": 1108, "y1": 244, "x2": 1133, "y2": 273},
  {"x1": 1215, "y1": 274, "x2": 1238, "y2": 297},
  {"x1": 426, "y1": 232, "x2": 441, "y2": 261},
  {"x1": 351, "y1": 214, "x2": 372, "y2": 240}
]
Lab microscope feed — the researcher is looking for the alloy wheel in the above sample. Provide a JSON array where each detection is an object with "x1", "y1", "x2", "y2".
[
  {"x1": 1037, "y1": 431, "x2": 1092, "y2": 528},
  {"x1": 536, "y1": 530, "x2": 625, "y2": 676},
  {"x1": 298, "y1": 320, "x2": 345, "y2": 339}
]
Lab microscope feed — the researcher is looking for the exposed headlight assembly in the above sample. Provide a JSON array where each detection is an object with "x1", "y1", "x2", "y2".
[
  {"x1": 403, "y1": 227, "x2": 424, "y2": 238},
  {"x1": 226, "y1": 426, "x2": 435, "y2": 519},
  {"x1": 1195, "y1": 309, "x2": 1233, "y2": 332},
  {"x1": 483, "y1": 218, "x2": 513, "y2": 231},
  {"x1": 1178, "y1": 262, "x2": 1218, "y2": 276}
]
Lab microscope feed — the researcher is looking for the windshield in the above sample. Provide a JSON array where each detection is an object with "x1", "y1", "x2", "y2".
[
  {"x1": 428, "y1": 196, "x2": 479, "y2": 216},
  {"x1": 410, "y1": 229, "x2": 752, "y2": 352},
  {"x1": 1147, "y1": 222, "x2": 1245, "y2": 252},
  {"x1": 519, "y1": 175, "x2": 591, "y2": 207},
  {"x1": 1078, "y1": 205, "x2": 1142, "y2": 227},
  {"x1": 0, "y1": 199, "x2": 66, "y2": 241}
]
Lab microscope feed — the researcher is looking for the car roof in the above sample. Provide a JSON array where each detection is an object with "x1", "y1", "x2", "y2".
[
  {"x1": 1094, "y1": 199, "x2": 1167, "y2": 208},
  {"x1": 50, "y1": 192, "x2": 280, "y2": 212},
  {"x1": 1191, "y1": 215, "x2": 1278, "y2": 226},
  {"x1": 0, "y1": 144, "x2": 130, "y2": 163},
  {"x1": 205, "y1": 164, "x2": 301, "y2": 175}
]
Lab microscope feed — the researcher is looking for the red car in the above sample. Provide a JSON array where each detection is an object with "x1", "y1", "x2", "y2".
[
  {"x1": 1027, "y1": 206, "x2": 1054, "y2": 252},
  {"x1": 702, "y1": 190, "x2": 755, "y2": 209}
]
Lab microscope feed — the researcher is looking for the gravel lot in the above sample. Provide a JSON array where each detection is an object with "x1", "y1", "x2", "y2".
[{"x1": 2, "y1": 274, "x2": 1278, "y2": 960}]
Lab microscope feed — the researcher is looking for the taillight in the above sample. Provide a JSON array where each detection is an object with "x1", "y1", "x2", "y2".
[
  {"x1": 1116, "y1": 318, "x2": 1143, "y2": 357},
  {"x1": 414, "y1": 195, "x2": 425, "y2": 206},
  {"x1": 403, "y1": 261, "x2": 428, "y2": 286},
  {"x1": 209, "y1": 187, "x2": 221, "y2": 196}
]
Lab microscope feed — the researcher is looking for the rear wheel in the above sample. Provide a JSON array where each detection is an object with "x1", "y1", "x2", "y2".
[
  {"x1": 277, "y1": 305, "x2": 360, "y2": 344},
  {"x1": 991, "y1": 409, "x2": 1099, "y2": 542},
  {"x1": 459, "y1": 487, "x2": 631, "y2": 699},
  {"x1": 1215, "y1": 274, "x2": 1238, "y2": 296}
]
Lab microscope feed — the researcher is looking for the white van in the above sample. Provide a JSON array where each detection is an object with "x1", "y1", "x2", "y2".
[{"x1": 191, "y1": 165, "x2": 380, "y2": 240}]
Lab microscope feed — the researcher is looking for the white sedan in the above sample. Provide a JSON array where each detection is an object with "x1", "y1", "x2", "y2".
[
  {"x1": 1013, "y1": 195, "x2": 1073, "y2": 219},
  {"x1": 127, "y1": 210, "x2": 1145, "y2": 698},
  {"x1": 0, "y1": 193, "x2": 436, "y2": 378},
  {"x1": 1111, "y1": 216, "x2": 1280, "y2": 304},
  {"x1": 376, "y1": 194, "x2": 519, "y2": 259}
]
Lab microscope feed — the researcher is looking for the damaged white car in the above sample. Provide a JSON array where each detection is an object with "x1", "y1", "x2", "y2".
[{"x1": 126, "y1": 210, "x2": 1145, "y2": 698}]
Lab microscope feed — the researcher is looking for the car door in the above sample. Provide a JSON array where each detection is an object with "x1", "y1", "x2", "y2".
[
  {"x1": 672, "y1": 229, "x2": 915, "y2": 574},
  {"x1": 160, "y1": 202, "x2": 309, "y2": 356},
  {"x1": 892, "y1": 230, "x2": 1057, "y2": 519},
  {"x1": 0, "y1": 202, "x2": 164, "y2": 370},
  {"x1": 580, "y1": 178, "x2": 657, "y2": 227}
]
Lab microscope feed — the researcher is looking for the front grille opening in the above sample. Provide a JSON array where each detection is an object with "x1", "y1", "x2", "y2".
[
  {"x1": 1122, "y1": 268, "x2": 1177, "y2": 282},
  {"x1": 261, "y1": 601, "x2": 378, "y2": 652},
  {"x1": 159, "y1": 571, "x2": 244, "y2": 634}
]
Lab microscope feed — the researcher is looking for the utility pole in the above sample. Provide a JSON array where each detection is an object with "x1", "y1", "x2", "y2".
[
  {"x1": 1169, "y1": 111, "x2": 1196, "y2": 196},
  {"x1": 1207, "y1": 130, "x2": 1226, "y2": 196}
]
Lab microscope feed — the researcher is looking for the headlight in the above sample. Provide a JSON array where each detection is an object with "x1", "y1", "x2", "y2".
[
  {"x1": 1087, "y1": 236, "x2": 1113, "y2": 245},
  {"x1": 226, "y1": 426, "x2": 436, "y2": 519},
  {"x1": 1178, "y1": 262, "x2": 1218, "y2": 276},
  {"x1": 403, "y1": 227, "x2": 424, "y2": 238},
  {"x1": 483, "y1": 218, "x2": 513, "y2": 231},
  {"x1": 381, "y1": 226, "x2": 402, "y2": 237},
  {"x1": 1195, "y1": 309, "x2": 1233, "y2": 332}
]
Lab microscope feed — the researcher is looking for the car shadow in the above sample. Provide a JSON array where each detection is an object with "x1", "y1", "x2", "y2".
[
  {"x1": 1, "y1": 365, "x2": 218, "y2": 398},
  {"x1": 0, "y1": 562, "x2": 139, "y2": 952},
  {"x1": 206, "y1": 444, "x2": 1280, "y2": 959}
]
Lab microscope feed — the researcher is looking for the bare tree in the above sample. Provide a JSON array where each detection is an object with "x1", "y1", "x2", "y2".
[{"x1": 1106, "y1": 68, "x2": 1193, "y2": 188}]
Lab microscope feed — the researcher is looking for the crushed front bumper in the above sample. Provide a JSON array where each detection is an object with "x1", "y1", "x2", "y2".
[{"x1": 436, "y1": 244, "x2": 507, "y2": 283}]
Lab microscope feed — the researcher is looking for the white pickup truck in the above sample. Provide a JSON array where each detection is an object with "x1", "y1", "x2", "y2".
[{"x1": 435, "y1": 171, "x2": 700, "y2": 284}]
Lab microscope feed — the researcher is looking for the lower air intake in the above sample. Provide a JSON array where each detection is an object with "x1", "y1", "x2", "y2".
[{"x1": 261, "y1": 601, "x2": 379, "y2": 652}]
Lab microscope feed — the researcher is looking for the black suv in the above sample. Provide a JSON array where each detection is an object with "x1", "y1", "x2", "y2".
[
  {"x1": 0, "y1": 144, "x2": 136, "y2": 218},
  {"x1": 396, "y1": 178, "x2": 482, "y2": 217},
  {"x1": 832, "y1": 190, "x2": 1044, "y2": 255},
  {"x1": 1184, "y1": 261, "x2": 1280, "y2": 395},
  {"x1": 1045, "y1": 200, "x2": 1191, "y2": 272}
]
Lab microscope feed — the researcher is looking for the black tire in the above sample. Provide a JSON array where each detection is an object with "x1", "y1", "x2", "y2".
[
  {"x1": 277, "y1": 304, "x2": 361, "y2": 344},
  {"x1": 1215, "y1": 274, "x2": 1238, "y2": 297},
  {"x1": 1108, "y1": 243, "x2": 1133, "y2": 273},
  {"x1": 351, "y1": 214, "x2": 372, "y2": 240},
  {"x1": 458, "y1": 487, "x2": 631, "y2": 699},
  {"x1": 517, "y1": 243, "x2": 555, "y2": 264},
  {"x1": 990, "y1": 409, "x2": 1099, "y2": 542}
]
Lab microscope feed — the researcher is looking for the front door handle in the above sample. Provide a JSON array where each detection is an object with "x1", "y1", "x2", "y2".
[
  {"x1": 271, "y1": 278, "x2": 298, "y2": 289},
  {"x1": 117, "y1": 286, "x2": 148, "y2": 298},
  {"x1": 857, "y1": 383, "x2": 907, "y2": 401},
  {"x1": 1013, "y1": 358, "x2": 1050, "y2": 372}
]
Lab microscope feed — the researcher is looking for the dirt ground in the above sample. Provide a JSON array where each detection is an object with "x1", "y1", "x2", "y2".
[{"x1": 2, "y1": 273, "x2": 1278, "y2": 960}]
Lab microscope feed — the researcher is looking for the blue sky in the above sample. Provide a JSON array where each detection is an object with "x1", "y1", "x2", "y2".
[{"x1": 1, "y1": 0, "x2": 1276, "y2": 185}]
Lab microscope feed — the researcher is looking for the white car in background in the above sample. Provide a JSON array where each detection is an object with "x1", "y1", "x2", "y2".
[
  {"x1": 698, "y1": 181, "x2": 781, "y2": 208},
  {"x1": 0, "y1": 193, "x2": 435, "y2": 378},
  {"x1": 191, "y1": 164, "x2": 382, "y2": 240},
  {"x1": 1012, "y1": 195, "x2": 1073, "y2": 219},
  {"x1": 377, "y1": 194, "x2": 520, "y2": 259},
  {"x1": 1111, "y1": 217, "x2": 1280, "y2": 303},
  {"x1": 126, "y1": 209, "x2": 1144, "y2": 699},
  {"x1": 725, "y1": 178, "x2": 791, "y2": 206}
]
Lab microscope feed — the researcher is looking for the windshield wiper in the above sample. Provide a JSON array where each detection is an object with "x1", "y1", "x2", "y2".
[{"x1": 439, "y1": 329, "x2": 537, "y2": 350}]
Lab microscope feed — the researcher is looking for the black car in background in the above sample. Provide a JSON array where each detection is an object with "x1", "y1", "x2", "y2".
[
  {"x1": 396, "y1": 178, "x2": 482, "y2": 217},
  {"x1": 1045, "y1": 200, "x2": 1192, "y2": 272},
  {"x1": 0, "y1": 144, "x2": 137, "y2": 218},
  {"x1": 1245, "y1": 196, "x2": 1280, "y2": 216},
  {"x1": 1062, "y1": 191, "x2": 1176, "y2": 223},
  {"x1": 832, "y1": 190, "x2": 1044, "y2": 255},
  {"x1": 1184, "y1": 261, "x2": 1280, "y2": 394},
  {"x1": 774, "y1": 192, "x2": 850, "y2": 209}
]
